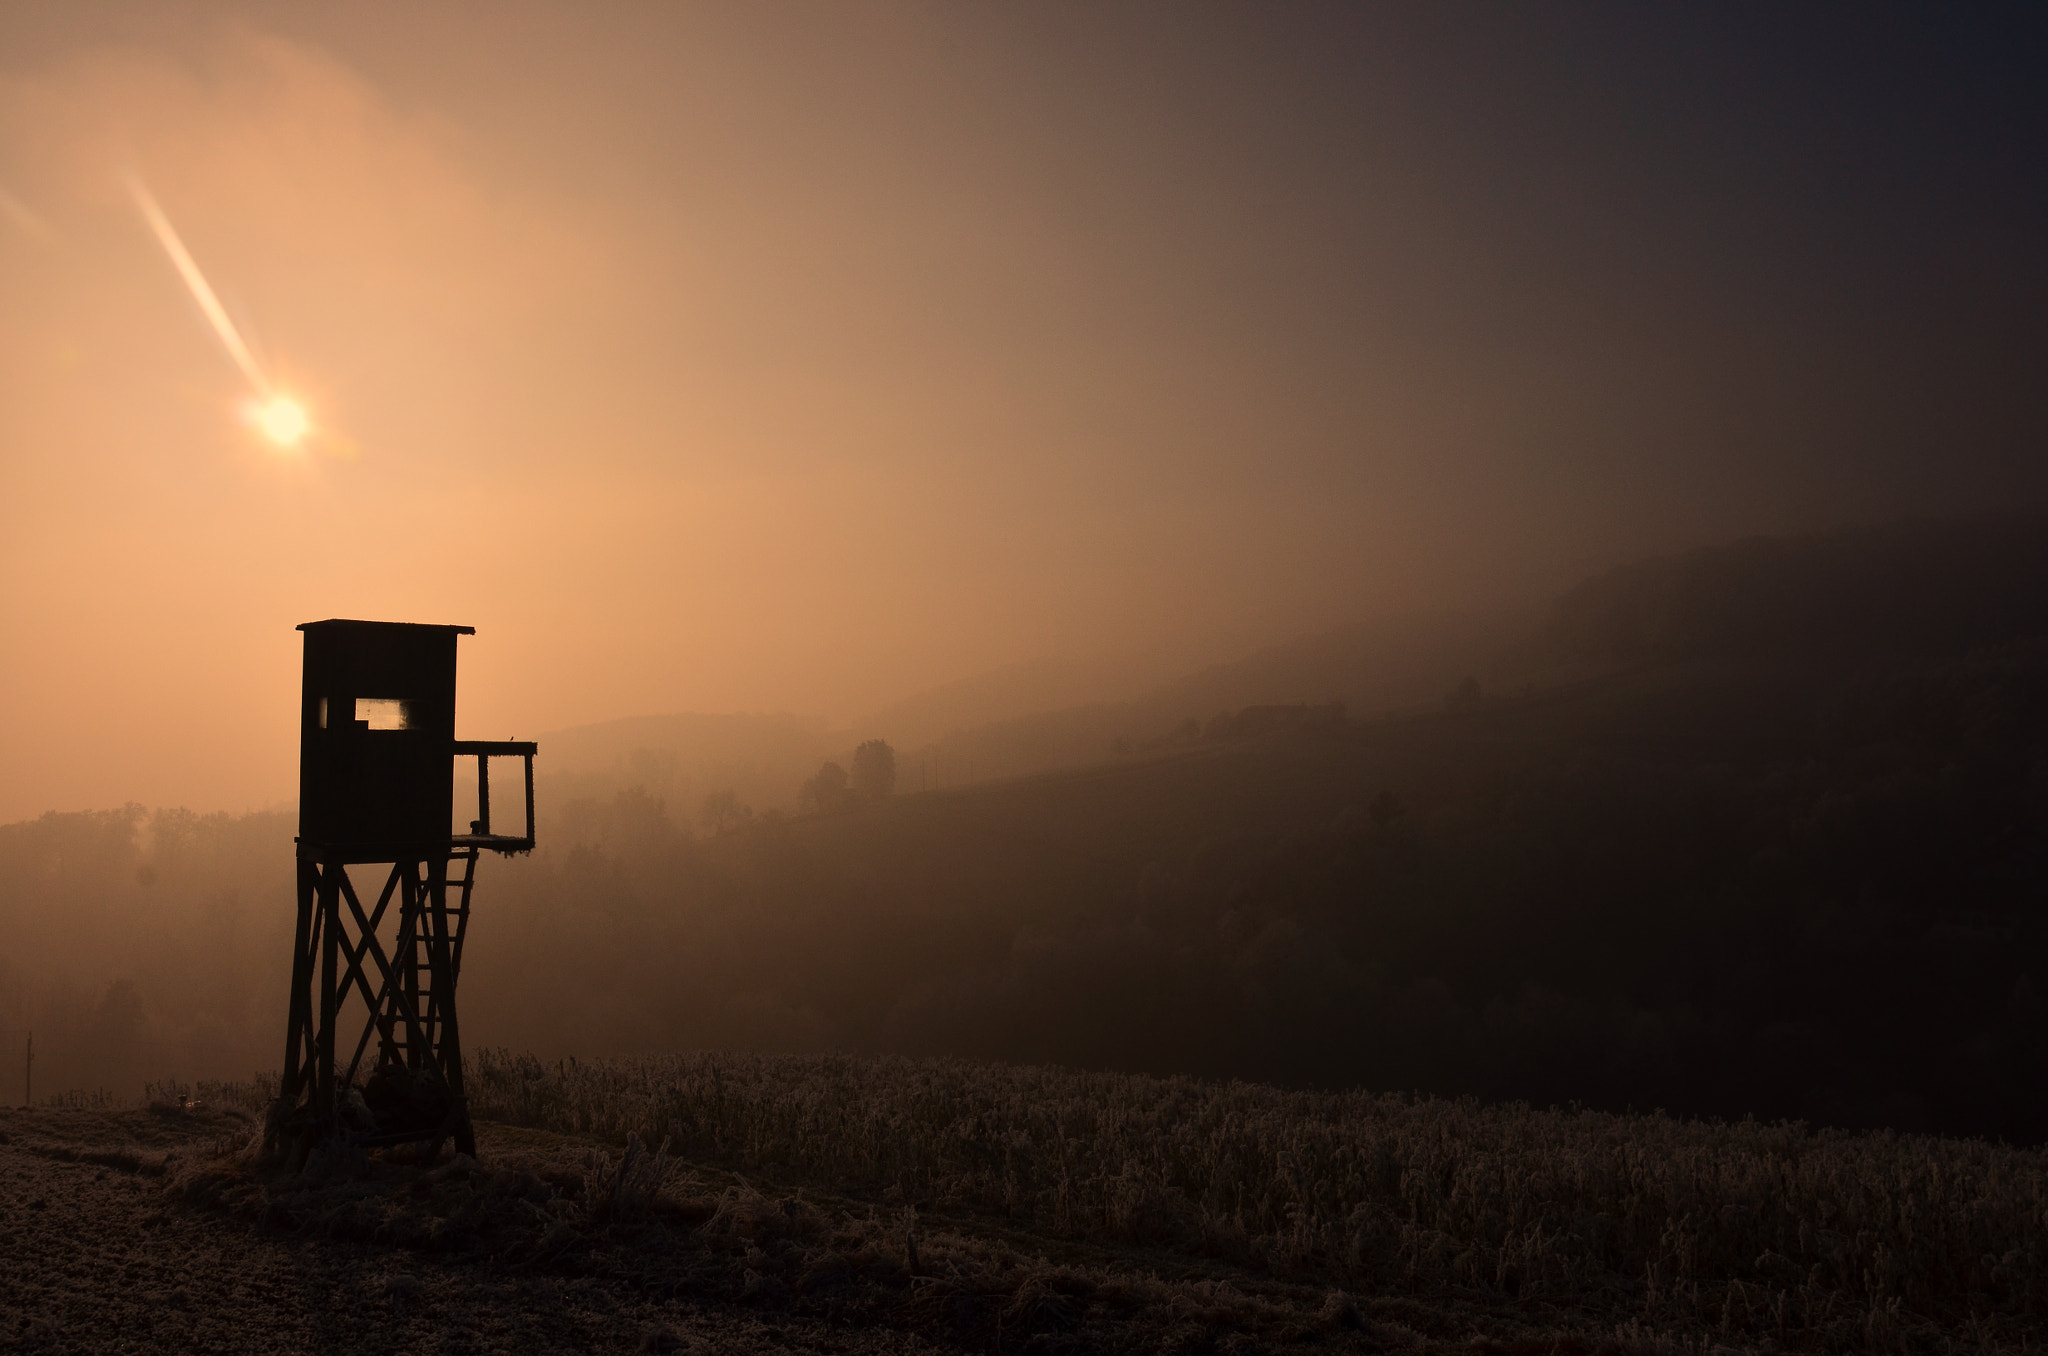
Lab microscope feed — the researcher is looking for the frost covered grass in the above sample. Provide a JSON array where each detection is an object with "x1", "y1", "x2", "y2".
[
  {"x1": 455, "y1": 1048, "x2": 2046, "y2": 1352},
  {"x1": 175, "y1": 1050, "x2": 2046, "y2": 1351}
]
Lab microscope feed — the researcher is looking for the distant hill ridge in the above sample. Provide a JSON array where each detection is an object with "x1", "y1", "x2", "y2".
[
  {"x1": 893, "y1": 603, "x2": 1521, "y2": 788},
  {"x1": 1545, "y1": 512, "x2": 2048, "y2": 665},
  {"x1": 539, "y1": 512, "x2": 2048, "y2": 808}
]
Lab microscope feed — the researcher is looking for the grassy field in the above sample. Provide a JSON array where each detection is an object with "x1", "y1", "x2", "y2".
[{"x1": 165, "y1": 1049, "x2": 2048, "y2": 1353}]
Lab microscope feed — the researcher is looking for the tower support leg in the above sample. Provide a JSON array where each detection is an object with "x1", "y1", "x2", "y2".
[
  {"x1": 275, "y1": 848, "x2": 484, "y2": 1166},
  {"x1": 270, "y1": 857, "x2": 322, "y2": 1162}
]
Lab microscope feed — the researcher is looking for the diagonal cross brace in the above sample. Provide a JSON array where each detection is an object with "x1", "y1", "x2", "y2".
[
  {"x1": 334, "y1": 862, "x2": 403, "y2": 1015},
  {"x1": 332, "y1": 867, "x2": 404, "y2": 1079},
  {"x1": 340, "y1": 863, "x2": 421, "y2": 1088},
  {"x1": 334, "y1": 868, "x2": 440, "y2": 1089}
]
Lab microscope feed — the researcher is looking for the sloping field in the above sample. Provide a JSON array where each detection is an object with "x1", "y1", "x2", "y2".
[{"x1": 7, "y1": 1050, "x2": 2042, "y2": 1353}]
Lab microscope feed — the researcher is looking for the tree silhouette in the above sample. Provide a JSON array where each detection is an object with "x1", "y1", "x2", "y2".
[
  {"x1": 799, "y1": 760, "x2": 851, "y2": 814},
  {"x1": 700, "y1": 788, "x2": 752, "y2": 835},
  {"x1": 852, "y1": 739, "x2": 897, "y2": 799}
]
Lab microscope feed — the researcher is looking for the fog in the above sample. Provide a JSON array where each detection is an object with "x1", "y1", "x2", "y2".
[{"x1": 2, "y1": 4, "x2": 2043, "y2": 819}]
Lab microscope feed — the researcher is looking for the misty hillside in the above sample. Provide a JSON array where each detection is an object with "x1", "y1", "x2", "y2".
[
  {"x1": 1544, "y1": 513, "x2": 2048, "y2": 665},
  {"x1": 897, "y1": 602, "x2": 1530, "y2": 790},
  {"x1": 5, "y1": 515, "x2": 2047, "y2": 1142},
  {"x1": 541, "y1": 601, "x2": 1533, "y2": 813},
  {"x1": 541, "y1": 512, "x2": 2048, "y2": 808},
  {"x1": 441, "y1": 513, "x2": 2048, "y2": 1140},
  {"x1": 533, "y1": 711, "x2": 837, "y2": 829},
  {"x1": 851, "y1": 651, "x2": 1180, "y2": 754}
]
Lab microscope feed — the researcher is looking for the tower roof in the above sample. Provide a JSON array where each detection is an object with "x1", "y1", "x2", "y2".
[{"x1": 297, "y1": 619, "x2": 475, "y2": 634}]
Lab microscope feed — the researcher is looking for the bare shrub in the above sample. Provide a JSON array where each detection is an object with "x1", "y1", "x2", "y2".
[{"x1": 579, "y1": 1133, "x2": 677, "y2": 1232}]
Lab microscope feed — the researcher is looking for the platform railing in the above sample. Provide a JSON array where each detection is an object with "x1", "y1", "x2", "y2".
[{"x1": 452, "y1": 740, "x2": 538, "y2": 852}]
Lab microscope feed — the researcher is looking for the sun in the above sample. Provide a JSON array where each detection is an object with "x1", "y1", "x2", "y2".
[{"x1": 250, "y1": 394, "x2": 310, "y2": 448}]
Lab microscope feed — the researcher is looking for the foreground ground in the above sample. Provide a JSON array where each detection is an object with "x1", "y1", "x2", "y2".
[
  {"x1": 4, "y1": 1049, "x2": 2043, "y2": 1354},
  {"x1": 2, "y1": 1107, "x2": 957, "y2": 1355},
  {"x1": 0, "y1": 1104, "x2": 1412, "y2": 1356}
]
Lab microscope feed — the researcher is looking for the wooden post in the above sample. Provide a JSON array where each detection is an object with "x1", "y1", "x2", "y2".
[
  {"x1": 281, "y1": 857, "x2": 318, "y2": 1107},
  {"x1": 317, "y1": 861, "x2": 339, "y2": 1130},
  {"x1": 476, "y1": 755, "x2": 491, "y2": 837},
  {"x1": 22, "y1": 1031, "x2": 29, "y2": 1109}
]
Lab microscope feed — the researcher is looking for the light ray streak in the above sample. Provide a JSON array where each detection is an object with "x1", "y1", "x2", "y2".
[{"x1": 125, "y1": 172, "x2": 272, "y2": 399}]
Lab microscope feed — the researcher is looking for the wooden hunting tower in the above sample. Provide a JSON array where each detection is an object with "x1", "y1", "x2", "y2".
[{"x1": 273, "y1": 620, "x2": 536, "y2": 1165}]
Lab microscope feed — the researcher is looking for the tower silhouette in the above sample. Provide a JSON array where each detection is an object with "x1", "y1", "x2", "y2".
[{"x1": 271, "y1": 620, "x2": 535, "y2": 1165}]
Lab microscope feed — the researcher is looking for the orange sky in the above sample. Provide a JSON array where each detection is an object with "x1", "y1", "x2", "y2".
[{"x1": 2, "y1": 4, "x2": 2043, "y2": 821}]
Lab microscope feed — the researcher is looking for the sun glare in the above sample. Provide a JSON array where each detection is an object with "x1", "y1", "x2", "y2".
[{"x1": 251, "y1": 394, "x2": 310, "y2": 448}]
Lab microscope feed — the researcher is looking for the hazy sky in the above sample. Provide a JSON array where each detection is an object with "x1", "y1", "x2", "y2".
[{"x1": 1, "y1": 3, "x2": 2043, "y2": 819}]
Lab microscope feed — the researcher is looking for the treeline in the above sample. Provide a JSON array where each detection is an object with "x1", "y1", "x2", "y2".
[{"x1": 0, "y1": 805, "x2": 293, "y2": 1100}]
